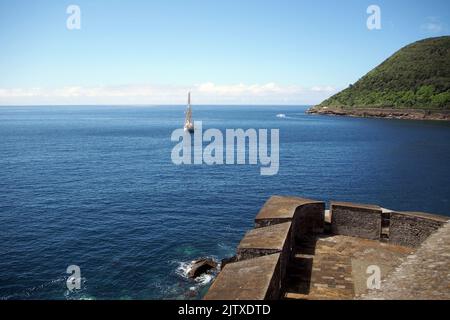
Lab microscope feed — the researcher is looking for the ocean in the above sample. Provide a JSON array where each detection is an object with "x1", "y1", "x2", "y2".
[{"x1": 1, "y1": 105, "x2": 449, "y2": 300}]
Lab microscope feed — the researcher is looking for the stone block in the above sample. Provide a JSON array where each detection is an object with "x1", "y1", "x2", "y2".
[
  {"x1": 237, "y1": 222, "x2": 292, "y2": 284},
  {"x1": 203, "y1": 253, "x2": 281, "y2": 300}
]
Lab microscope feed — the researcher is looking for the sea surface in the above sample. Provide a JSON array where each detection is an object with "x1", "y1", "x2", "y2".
[{"x1": 1, "y1": 105, "x2": 449, "y2": 300}]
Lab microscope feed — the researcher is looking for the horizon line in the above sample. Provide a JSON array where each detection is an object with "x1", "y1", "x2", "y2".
[{"x1": 0, "y1": 103, "x2": 315, "y2": 107}]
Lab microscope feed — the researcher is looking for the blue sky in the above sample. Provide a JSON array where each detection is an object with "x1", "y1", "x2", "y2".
[{"x1": 0, "y1": 0, "x2": 449, "y2": 105}]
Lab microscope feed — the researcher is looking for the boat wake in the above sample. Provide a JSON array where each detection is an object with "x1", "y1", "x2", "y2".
[{"x1": 276, "y1": 113, "x2": 310, "y2": 120}]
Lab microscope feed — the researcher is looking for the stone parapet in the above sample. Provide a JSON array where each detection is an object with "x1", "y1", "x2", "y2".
[
  {"x1": 237, "y1": 222, "x2": 292, "y2": 285},
  {"x1": 389, "y1": 211, "x2": 448, "y2": 247},
  {"x1": 255, "y1": 196, "x2": 325, "y2": 243},
  {"x1": 330, "y1": 201, "x2": 382, "y2": 240},
  {"x1": 203, "y1": 253, "x2": 281, "y2": 300},
  {"x1": 255, "y1": 196, "x2": 324, "y2": 227},
  {"x1": 204, "y1": 196, "x2": 449, "y2": 300}
]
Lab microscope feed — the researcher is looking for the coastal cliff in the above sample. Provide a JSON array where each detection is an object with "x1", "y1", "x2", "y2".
[{"x1": 308, "y1": 36, "x2": 450, "y2": 120}]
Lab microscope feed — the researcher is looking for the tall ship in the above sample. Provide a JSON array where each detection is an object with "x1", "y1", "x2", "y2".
[{"x1": 184, "y1": 92, "x2": 194, "y2": 133}]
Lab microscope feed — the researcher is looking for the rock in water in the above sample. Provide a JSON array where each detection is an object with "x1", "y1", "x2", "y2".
[
  {"x1": 187, "y1": 258, "x2": 218, "y2": 279},
  {"x1": 220, "y1": 256, "x2": 237, "y2": 270}
]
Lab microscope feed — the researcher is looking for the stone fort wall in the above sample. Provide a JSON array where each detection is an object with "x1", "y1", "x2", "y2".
[{"x1": 204, "y1": 195, "x2": 448, "y2": 300}]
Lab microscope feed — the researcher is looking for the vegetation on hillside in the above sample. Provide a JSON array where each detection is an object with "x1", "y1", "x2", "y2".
[{"x1": 320, "y1": 36, "x2": 450, "y2": 110}]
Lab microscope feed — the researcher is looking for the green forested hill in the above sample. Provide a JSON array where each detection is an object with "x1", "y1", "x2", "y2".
[{"x1": 319, "y1": 36, "x2": 450, "y2": 110}]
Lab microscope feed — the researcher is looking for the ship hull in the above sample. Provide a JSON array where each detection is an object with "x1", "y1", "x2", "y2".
[{"x1": 184, "y1": 125, "x2": 194, "y2": 133}]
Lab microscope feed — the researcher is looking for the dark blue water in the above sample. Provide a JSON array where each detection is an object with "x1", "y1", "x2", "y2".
[{"x1": 1, "y1": 105, "x2": 449, "y2": 300}]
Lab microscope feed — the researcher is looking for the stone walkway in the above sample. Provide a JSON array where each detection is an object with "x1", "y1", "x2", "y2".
[
  {"x1": 362, "y1": 222, "x2": 450, "y2": 300},
  {"x1": 284, "y1": 235, "x2": 412, "y2": 300}
]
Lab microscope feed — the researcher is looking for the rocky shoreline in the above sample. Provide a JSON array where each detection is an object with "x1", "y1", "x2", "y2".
[{"x1": 307, "y1": 106, "x2": 450, "y2": 121}]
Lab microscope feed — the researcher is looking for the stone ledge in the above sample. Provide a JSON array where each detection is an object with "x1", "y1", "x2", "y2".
[
  {"x1": 203, "y1": 253, "x2": 281, "y2": 300},
  {"x1": 237, "y1": 222, "x2": 291, "y2": 253},
  {"x1": 394, "y1": 211, "x2": 449, "y2": 223},
  {"x1": 237, "y1": 222, "x2": 292, "y2": 285},
  {"x1": 255, "y1": 195, "x2": 324, "y2": 227},
  {"x1": 331, "y1": 201, "x2": 381, "y2": 212}
]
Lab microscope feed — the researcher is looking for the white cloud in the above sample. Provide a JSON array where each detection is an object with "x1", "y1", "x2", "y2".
[
  {"x1": 421, "y1": 17, "x2": 445, "y2": 34},
  {"x1": 0, "y1": 83, "x2": 339, "y2": 106}
]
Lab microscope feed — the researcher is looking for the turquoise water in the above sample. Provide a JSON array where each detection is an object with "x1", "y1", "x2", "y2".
[{"x1": 1, "y1": 105, "x2": 449, "y2": 299}]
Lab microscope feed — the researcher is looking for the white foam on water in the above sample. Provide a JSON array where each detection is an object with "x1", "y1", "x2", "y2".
[
  {"x1": 1, "y1": 275, "x2": 67, "y2": 300},
  {"x1": 175, "y1": 258, "x2": 218, "y2": 291},
  {"x1": 176, "y1": 260, "x2": 194, "y2": 279},
  {"x1": 276, "y1": 113, "x2": 306, "y2": 120},
  {"x1": 195, "y1": 273, "x2": 213, "y2": 286}
]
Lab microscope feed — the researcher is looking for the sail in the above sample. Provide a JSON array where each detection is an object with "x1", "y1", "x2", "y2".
[
  {"x1": 185, "y1": 108, "x2": 192, "y2": 125},
  {"x1": 184, "y1": 92, "x2": 194, "y2": 132},
  {"x1": 185, "y1": 92, "x2": 193, "y2": 125}
]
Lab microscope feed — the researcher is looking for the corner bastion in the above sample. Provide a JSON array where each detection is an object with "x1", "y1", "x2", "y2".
[{"x1": 204, "y1": 196, "x2": 449, "y2": 300}]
